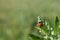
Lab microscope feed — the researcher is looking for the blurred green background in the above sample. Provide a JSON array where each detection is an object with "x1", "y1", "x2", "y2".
[{"x1": 0, "y1": 0, "x2": 60, "y2": 40}]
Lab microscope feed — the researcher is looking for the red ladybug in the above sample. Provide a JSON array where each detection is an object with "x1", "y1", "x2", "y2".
[{"x1": 37, "y1": 22, "x2": 43, "y2": 28}]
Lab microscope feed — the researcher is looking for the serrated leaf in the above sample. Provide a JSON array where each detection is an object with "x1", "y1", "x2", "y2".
[{"x1": 41, "y1": 20, "x2": 51, "y2": 35}]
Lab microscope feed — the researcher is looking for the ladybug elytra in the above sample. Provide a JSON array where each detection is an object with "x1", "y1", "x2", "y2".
[{"x1": 37, "y1": 22, "x2": 43, "y2": 28}]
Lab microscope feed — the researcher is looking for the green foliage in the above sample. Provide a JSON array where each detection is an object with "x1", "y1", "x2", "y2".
[{"x1": 29, "y1": 16, "x2": 60, "y2": 40}]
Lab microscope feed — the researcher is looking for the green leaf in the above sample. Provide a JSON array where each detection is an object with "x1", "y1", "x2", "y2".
[
  {"x1": 55, "y1": 16, "x2": 59, "y2": 25},
  {"x1": 29, "y1": 34, "x2": 44, "y2": 40},
  {"x1": 54, "y1": 16, "x2": 59, "y2": 35},
  {"x1": 41, "y1": 20, "x2": 51, "y2": 35}
]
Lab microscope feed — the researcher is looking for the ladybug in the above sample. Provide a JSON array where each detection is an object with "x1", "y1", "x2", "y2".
[
  {"x1": 37, "y1": 21, "x2": 43, "y2": 28},
  {"x1": 37, "y1": 16, "x2": 43, "y2": 28}
]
